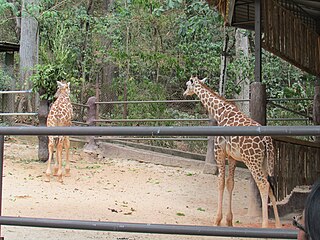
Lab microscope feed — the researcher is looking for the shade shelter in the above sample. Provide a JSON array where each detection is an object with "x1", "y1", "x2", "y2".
[
  {"x1": 211, "y1": 0, "x2": 320, "y2": 77},
  {"x1": 0, "y1": 41, "x2": 20, "y2": 122}
]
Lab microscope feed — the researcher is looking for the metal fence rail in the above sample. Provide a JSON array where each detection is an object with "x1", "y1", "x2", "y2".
[
  {"x1": 1, "y1": 126, "x2": 318, "y2": 238},
  {"x1": 0, "y1": 216, "x2": 297, "y2": 239},
  {"x1": 0, "y1": 126, "x2": 318, "y2": 136}
]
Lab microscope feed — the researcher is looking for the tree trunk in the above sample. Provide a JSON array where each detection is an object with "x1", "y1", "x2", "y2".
[
  {"x1": 219, "y1": 27, "x2": 229, "y2": 97},
  {"x1": 123, "y1": 6, "x2": 129, "y2": 119},
  {"x1": 19, "y1": 0, "x2": 39, "y2": 112},
  {"x1": 235, "y1": 29, "x2": 250, "y2": 115}
]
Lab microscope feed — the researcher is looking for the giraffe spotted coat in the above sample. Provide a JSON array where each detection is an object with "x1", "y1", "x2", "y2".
[{"x1": 183, "y1": 76, "x2": 280, "y2": 228}]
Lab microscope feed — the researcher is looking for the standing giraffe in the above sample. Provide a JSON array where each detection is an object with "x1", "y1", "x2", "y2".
[
  {"x1": 183, "y1": 76, "x2": 280, "y2": 228},
  {"x1": 45, "y1": 81, "x2": 73, "y2": 183}
]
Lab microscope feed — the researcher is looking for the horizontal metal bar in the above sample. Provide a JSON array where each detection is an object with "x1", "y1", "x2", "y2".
[
  {"x1": 71, "y1": 102, "x2": 89, "y2": 108},
  {"x1": 96, "y1": 99, "x2": 201, "y2": 104},
  {"x1": 267, "y1": 98, "x2": 313, "y2": 101},
  {"x1": 97, "y1": 137, "x2": 208, "y2": 141},
  {"x1": 268, "y1": 102, "x2": 312, "y2": 119},
  {"x1": 96, "y1": 99, "x2": 251, "y2": 104},
  {"x1": 0, "y1": 216, "x2": 297, "y2": 238},
  {"x1": 0, "y1": 113, "x2": 37, "y2": 116},
  {"x1": 71, "y1": 121, "x2": 89, "y2": 125},
  {"x1": 95, "y1": 118, "x2": 210, "y2": 122},
  {"x1": 0, "y1": 126, "x2": 319, "y2": 136},
  {"x1": 267, "y1": 118, "x2": 310, "y2": 121},
  {"x1": 95, "y1": 118, "x2": 310, "y2": 123},
  {"x1": 0, "y1": 90, "x2": 32, "y2": 94}
]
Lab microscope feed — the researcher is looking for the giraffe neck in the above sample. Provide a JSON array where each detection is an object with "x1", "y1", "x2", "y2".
[
  {"x1": 57, "y1": 92, "x2": 70, "y2": 102},
  {"x1": 194, "y1": 82, "x2": 239, "y2": 125}
]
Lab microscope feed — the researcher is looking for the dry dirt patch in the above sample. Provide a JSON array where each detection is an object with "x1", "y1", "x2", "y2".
[{"x1": 0, "y1": 137, "x2": 294, "y2": 239}]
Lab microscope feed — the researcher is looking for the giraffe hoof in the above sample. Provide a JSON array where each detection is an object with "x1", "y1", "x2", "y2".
[
  {"x1": 214, "y1": 220, "x2": 222, "y2": 226},
  {"x1": 44, "y1": 175, "x2": 50, "y2": 182},
  {"x1": 226, "y1": 220, "x2": 233, "y2": 227},
  {"x1": 53, "y1": 167, "x2": 58, "y2": 176},
  {"x1": 65, "y1": 169, "x2": 71, "y2": 177}
]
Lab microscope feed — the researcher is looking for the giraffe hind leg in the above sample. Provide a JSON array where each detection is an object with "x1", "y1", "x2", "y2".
[
  {"x1": 45, "y1": 137, "x2": 54, "y2": 182},
  {"x1": 256, "y1": 178, "x2": 270, "y2": 228},
  {"x1": 245, "y1": 161, "x2": 270, "y2": 228},
  {"x1": 64, "y1": 137, "x2": 71, "y2": 177}
]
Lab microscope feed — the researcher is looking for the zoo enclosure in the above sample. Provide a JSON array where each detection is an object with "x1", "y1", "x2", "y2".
[
  {"x1": 81, "y1": 97, "x2": 319, "y2": 201},
  {"x1": 1, "y1": 125, "x2": 320, "y2": 239},
  {"x1": 0, "y1": 91, "x2": 319, "y2": 201}
]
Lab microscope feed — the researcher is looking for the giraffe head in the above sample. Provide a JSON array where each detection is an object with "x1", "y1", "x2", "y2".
[
  {"x1": 183, "y1": 76, "x2": 207, "y2": 96},
  {"x1": 54, "y1": 81, "x2": 71, "y2": 98}
]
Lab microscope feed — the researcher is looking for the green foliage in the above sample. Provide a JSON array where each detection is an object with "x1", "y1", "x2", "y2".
[
  {"x1": 31, "y1": 5, "x2": 80, "y2": 101},
  {"x1": 262, "y1": 52, "x2": 315, "y2": 127},
  {"x1": 1, "y1": 0, "x2": 317, "y2": 134},
  {"x1": 0, "y1": 68, "x2": 12, "y2": 90},
  {"x1": 31, "y1": 64, "x2": 65, "y2": 101}
]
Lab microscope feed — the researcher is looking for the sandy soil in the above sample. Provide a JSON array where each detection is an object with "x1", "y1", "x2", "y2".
[{"x1": 0, "y1": 137, "x2": 294, "y2": 239}]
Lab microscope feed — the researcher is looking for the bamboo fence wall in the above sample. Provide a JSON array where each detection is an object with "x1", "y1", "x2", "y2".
[
  {"x1": 263, "y1": 0, "x2": 320, "y2": 77},
  {"x1": 273, "y1": 136, "x2": 320, "y2": 201}
]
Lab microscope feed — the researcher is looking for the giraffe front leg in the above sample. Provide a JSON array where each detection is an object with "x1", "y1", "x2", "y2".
[
  {"x1": 214, "y1": 148, "x2": 226, "y2": 226},
  {"x1": 64, "y1": 137, "x2": 71, "y2": 177},
  {"x1": 226, "y1": 158, "x2": 236, "y2": 227},
  {"x1": 45, "y1": 138, "x2": 54, "y2": 182},
  {"x1": 252, "y1": 173, "x2": 270, "y2": 228},
  {"x1": 53, "y1": 140, "x2": 58, "y2": 176}
]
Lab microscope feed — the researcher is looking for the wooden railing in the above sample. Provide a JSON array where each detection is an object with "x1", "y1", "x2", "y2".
[{"x1": 273, "y1": 136, "x2": 320, "y2": 201}]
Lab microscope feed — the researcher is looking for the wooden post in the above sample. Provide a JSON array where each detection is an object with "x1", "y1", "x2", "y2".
[
  {"x1": 313, "y1": 78, "x2": 320, "y2": 143},
  {"x1": 250, "y1": 82, "x2": 267, "y2": 125},
  {"x1": 84, "y1": 96, "x2": 97, "y2": 152},
  {"x1": 86, "y1": 96, "x2": 97, "y2": 126},
  {"x1": 247, "y1": 0, "x2": 264, "y2": 217},
  {"x1": 38, "y1": 99, "x2": 49, "y2": 162},
  {"x1": 203, "y1": 116, "x2": 218, "y2": 175},
  {"x1": 254, "y1": 0, "x2": 262, "y2": 84}
]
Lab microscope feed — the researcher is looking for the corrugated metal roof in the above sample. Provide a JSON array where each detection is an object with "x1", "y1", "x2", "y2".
[{"x1": 228, "y1": 0, "x2": 320, "y2": 34}]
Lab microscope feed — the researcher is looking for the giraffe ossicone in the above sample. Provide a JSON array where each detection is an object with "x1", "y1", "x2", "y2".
[
  {"x1": 45, "y1": 81, "x2": 73, "y2": 183},
  {"x1": 184, "y1": 76, "x2": 280, "y2": 228}
]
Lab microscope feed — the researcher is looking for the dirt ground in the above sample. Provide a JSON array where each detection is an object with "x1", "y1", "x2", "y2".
[{"x1": 0, "y1": 137, "x2": 295, "y2": 239}]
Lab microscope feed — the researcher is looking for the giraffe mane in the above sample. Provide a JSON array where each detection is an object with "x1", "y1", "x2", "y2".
[{"x1": 198, "y1": 81, "x2": 239, "y2": 110}]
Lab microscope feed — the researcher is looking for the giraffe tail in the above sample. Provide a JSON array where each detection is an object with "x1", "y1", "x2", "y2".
[
  {"x1": 265, "y1": 137, "x2": 276, "y2": 195},
  {"x1": 267, "y1": 175, "x2": 276, "y2": 195}
]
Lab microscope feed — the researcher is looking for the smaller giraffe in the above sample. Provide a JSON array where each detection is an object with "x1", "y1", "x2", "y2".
[
  {"x1": 45, "y1": 81, "x2": 73, "y2": 183},
  {"x1": 183, "y1": 76, "x2": 280, "y2": 228}
]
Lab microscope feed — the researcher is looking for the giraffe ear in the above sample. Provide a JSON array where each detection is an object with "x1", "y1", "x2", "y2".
[
  {"x1": 200, "y1": 78, "x2": 208, "y2": 83},
  {"x1": 67, "y1": 82, "x2": 70, "y2": 88},
  {"x1": 57, "y1": 81, "x2": 63, "y2": 87}
]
